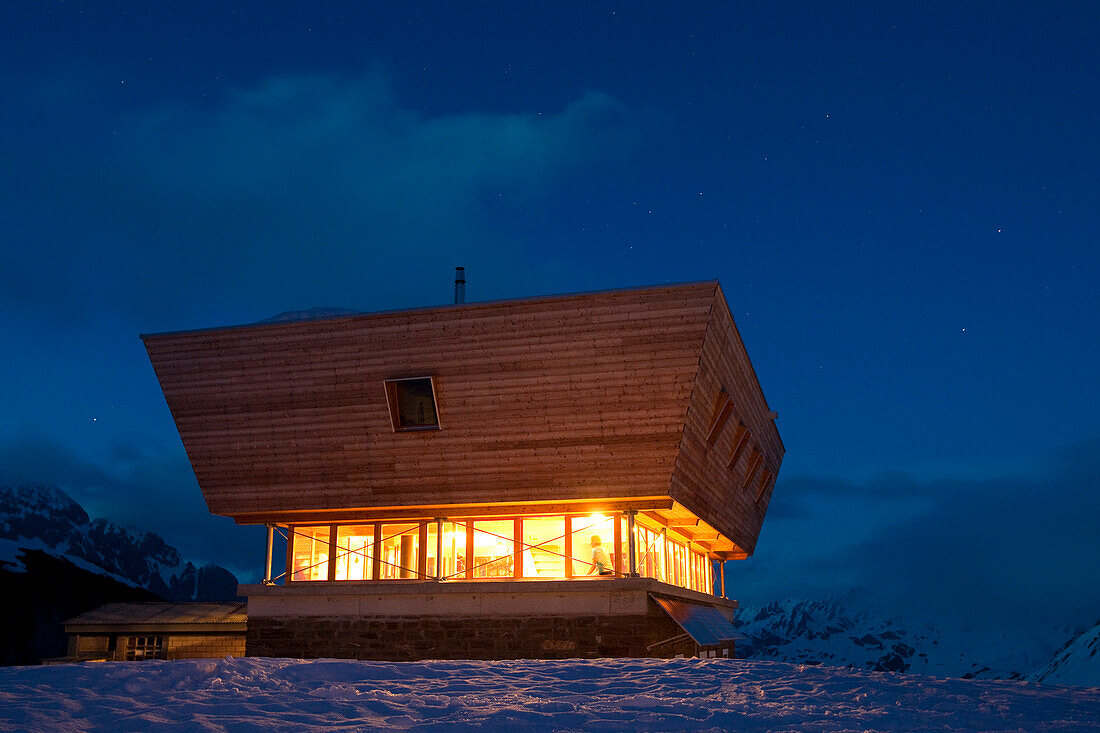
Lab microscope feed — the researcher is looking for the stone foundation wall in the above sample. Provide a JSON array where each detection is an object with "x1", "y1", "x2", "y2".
[{"x1": 248, "y1": 613, "x2": 699, "y2": 661}]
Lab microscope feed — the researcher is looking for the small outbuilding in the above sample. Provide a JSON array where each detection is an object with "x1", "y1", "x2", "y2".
[{"x1": 59, "y1": 602, "x2": 246, "y2": 662}]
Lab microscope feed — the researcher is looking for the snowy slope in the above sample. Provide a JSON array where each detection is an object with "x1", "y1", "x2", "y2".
[
  {"x1": 0, "y1": 536, "x2": 136, "y2": 587},
  {"x1": 0, "y1": 485, "x2": 237, "y2": 601},
  {"x1": 1, "y1": 657, "x2": 1097, "y2": 732},
  {"x1": 733, "y1": 592, "x2": 1068, "y2": 682},
  {"x1": 1028, "y1": 621, "x2": 1100, "y2": 687}
]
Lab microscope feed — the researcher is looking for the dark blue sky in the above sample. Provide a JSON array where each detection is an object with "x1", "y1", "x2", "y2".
[{"x1": 2, "y1": 2, "x2": 1097, "y2": 632}]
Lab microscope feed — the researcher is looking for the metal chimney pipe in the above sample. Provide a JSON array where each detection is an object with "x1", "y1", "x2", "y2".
[{"x1": 454, "y1": 266, "x2": 466, "y2": 304}]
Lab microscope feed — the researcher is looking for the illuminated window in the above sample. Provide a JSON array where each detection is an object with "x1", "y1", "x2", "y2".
[
  {"x1": 667, "y1": 539, "x2": 686, "y2": 587},
  {"x1": 443, "y1": 521, "x2": 470, "y2": 579},
  {"x1": 521, "y1": 517, "x2": 566, "y2": 578},
  {"x1": 125, "y1": 636, "x2": 165, "y2": 661},
  {"x1": 282, "y1": 513, "x2": 719, "y2": 593},
  {"x1": 571, "y1": 514, "x2": 615, "y2": 576},
  {"x1": 471, "y1": 520, "x2": 514, "y2": 578},
  {"x1": 635, "y1": 523, "x2": 665, "y2": 582},
  {"x1": 335, "y1": 525, "x2": 374, "y2": 580},
  {"x1": 291, "y1": 526, "x2": 331, "y2": 581},
  {"x1": 378, "y1": 523, "x2": 421, "y2": 579},
  {"x1": 426, "y1": 521, "x2": 467, "y2": 579},
  {"x1": 384, "y1": 377, "x2": 439, "y2": 431},
  {"x1": 619, "y1": 515, "x2": 631, "y2": 575}
]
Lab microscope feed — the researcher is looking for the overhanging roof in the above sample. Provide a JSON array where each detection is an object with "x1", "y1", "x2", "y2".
[
  {"x1": 64, "y1": 602, "x2": 247, "y2": 633},
  {"x1": 143, "y1": 281, "x2": 783, "y2": 555}
]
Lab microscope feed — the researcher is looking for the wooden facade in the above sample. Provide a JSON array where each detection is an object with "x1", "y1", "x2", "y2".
[
  {"x1": 143, "y1": 281, "x2": 783, "y2": 559},
  {"x1": 57, "y1": 602, "x2": 246, "y2": 663}
]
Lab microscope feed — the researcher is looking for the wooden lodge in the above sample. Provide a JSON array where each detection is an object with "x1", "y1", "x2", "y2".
[
  {"x1": 142, "y1": 280, "x2": 784, "y2": 660},
  {"x1": 55, "y1": 602, "x2": 246, "y2": 663}
]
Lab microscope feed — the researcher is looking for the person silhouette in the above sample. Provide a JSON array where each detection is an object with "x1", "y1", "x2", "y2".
[{"x1": 588, "y1": 535, "x2": 613, "y2": 576}]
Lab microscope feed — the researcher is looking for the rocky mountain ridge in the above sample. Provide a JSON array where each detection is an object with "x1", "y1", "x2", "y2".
[
  {"x1": 732, "y1": 591, "x2": 1099, "y2": 687},
  {"x1": 0, "y1": 485, "x2": 238, "y2": 601}
]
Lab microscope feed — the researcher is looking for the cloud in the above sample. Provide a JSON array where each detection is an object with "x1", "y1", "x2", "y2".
[
  {"x1": 2, "y1": 69, "x2": 638, "y2": 327},
  {"x1": 0, "y1": 433, "x2": 114, "y2": 490},
  {"x1": 0, "y1": 67, "x2": 638, "y2": 581},
  {"x1": 733, "y1": 438, "x2": 1100, "y2": 631}
]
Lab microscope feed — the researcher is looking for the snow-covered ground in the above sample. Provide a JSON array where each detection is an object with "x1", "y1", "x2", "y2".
[{"x1": 1, "y1": 657, "x2": 1097, "y2": 732}]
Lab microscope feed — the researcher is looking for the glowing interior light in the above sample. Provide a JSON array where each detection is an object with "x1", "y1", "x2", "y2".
[{"x1": 589, "y1": 513, "x2": 605, "y2": 522}]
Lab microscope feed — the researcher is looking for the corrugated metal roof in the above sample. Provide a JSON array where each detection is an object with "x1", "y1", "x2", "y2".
[{"x1": 64, "y1": 602, "x2": 247, "y2": 627}]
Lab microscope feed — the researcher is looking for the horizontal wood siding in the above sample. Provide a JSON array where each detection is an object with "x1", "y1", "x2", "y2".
[
  {"x1": 144, "y1": 284, "x2": 716, "y2": 519},
  {"x1": 669, "y1": 285, "x2": 784, "y2": 555}
]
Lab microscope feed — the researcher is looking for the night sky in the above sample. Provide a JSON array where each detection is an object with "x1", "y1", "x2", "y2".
[{"x1": 2, "y1": 2, "x2": 1097, "y2": 635}]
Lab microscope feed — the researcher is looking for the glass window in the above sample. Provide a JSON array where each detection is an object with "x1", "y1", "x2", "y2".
[
  {"x1": 677, "y1": 544, "x2": 688, "y2": 587},
  {"x1": 378, "y1": 523, "x2": 420, "y2": 579},
  {"x1": 636, "y1": 524, "x2": 664, "y2": 582},
  {"x1": 471, "y1": 520, "x2": 514, "y2": 578},
  {"x1": 571, "y1": 514, "x2": 615, "y2": 576},
  {"x1": 298, "y1": 513, "x2": 722, "y2": 594},
  {"x1": 425, "y1": 521, "x2": 467, "y2": 579},
  {"x1": 385, "y1": 377, "x2": 439, "y2": 431},
  {"x1": 425, "y1": 521, "x2": 439, "y2": 579},
  {"x1": 667, "y1": 539, "x2": 685, "y2": 587},
  {"x1": 521, "y1": 517, "x2": 566, "y2": 578},
  {"x1": 335, "y1": 525, "x2": 374, "y2": 581},
  {"x1": 290, "y1": 526, "x2": 331, "y2": 581},
  {"x1": 432, "y1": 521, "x2": 467, "y2": 580},
  {"x1": 125, "y1": 636, "x2": 165, "y2": 661}
]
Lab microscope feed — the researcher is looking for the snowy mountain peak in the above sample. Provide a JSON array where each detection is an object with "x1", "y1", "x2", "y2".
[
  {"x1": 0, "y1": 484, "x2": 237, "y2": 601},
  {"x1": 1028, "y1": 621, "x2": 1100, "y2": 687},
  {"x1": 259, "y1": 306, "x2": 361, "y2": 323},
  {"x1": 0, "y1": 485, "x2": 89, "y2": 538},
  {"x1": 733, "y1": 593, "x2": 1074, "y2": 682}
]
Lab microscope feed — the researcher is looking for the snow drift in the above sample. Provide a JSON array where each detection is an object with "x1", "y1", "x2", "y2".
[{"x1": 1, "y1": 657, "x2": 1097, "y2": 732}]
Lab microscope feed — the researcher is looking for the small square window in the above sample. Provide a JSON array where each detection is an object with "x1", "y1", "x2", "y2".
[
  {"x1": 125, "y1": 635, "x2": 165, "y2": 661},
  {"x1": 384, "y1": 377, "x2": 439, "y2": 431}
]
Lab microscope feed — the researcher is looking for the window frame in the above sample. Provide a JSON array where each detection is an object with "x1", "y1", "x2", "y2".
[
  {"x1": 281, "y1": 512, "x2": 717, "y2": 593},
  {"x1": 383, "y1": 376, "x2": 441, "y2": 432},
  {"x1": 125, "y1": 635, "x2": 165, "y2": 661}
]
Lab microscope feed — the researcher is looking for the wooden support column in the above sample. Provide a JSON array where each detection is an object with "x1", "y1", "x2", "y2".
[
  {"x1": 417, "y1": 522, "x2": 428, "y2": 579},
  {"x1": 613, "y1": 513, "x2": 622, "y2": 576},
  {"x1": 465, "y1": 521, "x2": 475, "y2": 580},
  {"x1": 567, "y1": 512, "x2": 576, "y2": 576},
  {"x1": 626, "y1": 510, "x2": 638, "y2": 577},
  {"x1": 435, "y1": 518, "x2": 444, "y2": 581},
  {"x1": 564, "y1": 515, "x2": 573, "y2": 578},
  {"x1": 720, "y1": 560, "x2": 726, "y2": 598},
  {"x1": 263, "y1": 523, "x2": 274, "y2": 584},
  {"x1": 661, "y1": 528, "x2": 669, "y2": 582},
  {"x1": 372, "y1": 524, "x2": 382, "y2": 580},
  {"x1": 513, "y1": 518, "x2": 523, "y2": 579},
  {"x1": 327, "y1": 525, "x2": 338, "y2": 581},
  {"x1": 285, "y1": 526, "x2": 295, "y2": 584}
]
